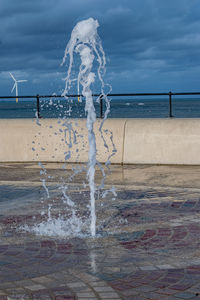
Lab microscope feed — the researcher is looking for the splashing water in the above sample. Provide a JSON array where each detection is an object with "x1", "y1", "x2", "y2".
[
  {"x1": 62, "y1": 18, "x2": 109, "y2": 237},
  {"x1": 22, "y1": 211, "x2": 89, "y2": 238},
  {"x1": 24, "y1": 18, "x2": 115, "y2": 238}
]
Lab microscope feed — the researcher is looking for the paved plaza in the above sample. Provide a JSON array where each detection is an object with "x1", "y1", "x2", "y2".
[{"x1": 0, "y1": 163, "x2": 200, "y2": 299}]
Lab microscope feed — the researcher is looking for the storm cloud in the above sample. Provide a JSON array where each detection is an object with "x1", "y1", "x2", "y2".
[{"x1": 0, "y1": 0, "x2": 200, "y2": 95}]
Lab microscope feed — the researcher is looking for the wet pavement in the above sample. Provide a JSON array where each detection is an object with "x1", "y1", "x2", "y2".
[{"x1": 0, "y1": 163, "x2": 200, "y2": 299}]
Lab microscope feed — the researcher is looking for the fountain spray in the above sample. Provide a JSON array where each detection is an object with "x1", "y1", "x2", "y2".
[{"x1": 62, "y1": 18, "x2": 107, "y2": 237}]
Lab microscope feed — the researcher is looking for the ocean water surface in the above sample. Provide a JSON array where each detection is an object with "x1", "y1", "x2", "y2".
[{"x1": 1, "y1": 96, "x2": 200, "y2": 118}]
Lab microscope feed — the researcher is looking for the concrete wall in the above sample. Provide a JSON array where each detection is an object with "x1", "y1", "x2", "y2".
[{"x1": 1, "y1": 118, "x2": 200, "y2": 165}]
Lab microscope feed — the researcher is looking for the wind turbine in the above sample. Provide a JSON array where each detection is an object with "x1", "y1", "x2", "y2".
[{"x1": 9, "y1": 72, "x2": 27, "y2": 103}]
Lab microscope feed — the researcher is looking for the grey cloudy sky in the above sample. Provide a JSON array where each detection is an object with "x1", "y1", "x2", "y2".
[{"x1": 0, "y1": 0, "x2": 200, "y2": 95}]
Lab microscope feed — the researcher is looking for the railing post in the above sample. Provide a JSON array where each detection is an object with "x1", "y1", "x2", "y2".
[
  {"x1": 100, "y1": 95, "x2": 103, "y2": 119},
  {"x1": 169, "y1": 91, "x2": 173, "y2": 118},
  {"x1": 36, "y1": 94, "x2": 40, "y2": 118}
]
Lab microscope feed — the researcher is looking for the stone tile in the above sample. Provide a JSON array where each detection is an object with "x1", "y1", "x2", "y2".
[
  {"x1": 93, "y1": 286, "x2": 114, "y2": 292},
  {"x1": 78, "y1": 298, "x2": 97, "y2": 300},
  {"x1": 134, "y1": 285, "x2": 157, "y2": 292},
  {"x1": 14, "y1": 280, "x2": 35, "y2": 287},
  {"x1": 156, "y1": 288, "x2": 177, "y2": 295},
  {"x1": 143, "y1": 292, "x2": 169, "y2": 299},
  {"x1": 5, "y1": 288, "x2": 29, "y2": 298},
  {"x1": 157, "y1": 264, "x2": 174, "y2": 270},
  {"x1": 77, "y1": 274, "x2": 98, "y2": 282},
  {"x1": 161, "y1": 297, "x2": 180, "y2": 300},
  {"x1": 187, "y1": 286, "x2": 200, "y2": 294},
  {"x1": 89, "y1": 281, "x2": 109, "y2": 287},
  {"x1": 119, "y1": 289, "x2": 140, "y2": 296},
  {"x1": 68, "y1": 282, "x2": 87, "y2": 288},
  {"x1": 0, "y1": 283, "x2": 17, "y2": 289},
  {"x1": 32, "y1": 276, "x2": 55, "y2": 284},
  {"x1": 121, "y1": 295, "x2": 144, "y2": 300},
  {"x1": 3, "y1": 164, "x2": 200, "y2": 300},
  {"x1": 170, "y1": 283, "x2": 193, "y2": 291},
  {"x1": 98, "y1": 292, "x2": 120, "y2": 299},
  {"x1": 76, "y1": 292, "x2": 96, "y2": 297},
  {"x1": 140, "y1": 266, "x2": 157, "y2": 271},
  {"x1": 174, "y1": 292, "x2": 197, "y2": 299},
  {"x1": 24, "y1": 284, "x2": 45, "y2": 291}
]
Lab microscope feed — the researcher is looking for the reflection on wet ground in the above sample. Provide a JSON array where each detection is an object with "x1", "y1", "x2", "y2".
[{"x1": 0, "y1": 163, "x2": 200, "y2": 299}]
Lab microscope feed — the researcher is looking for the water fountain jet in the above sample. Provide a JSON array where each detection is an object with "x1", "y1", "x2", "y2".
[
  {"x1": 21, "y1": 17, "x2": 114, "y2": 239},
  {"x1": 62, "y1": 17, "x2": 109, "y2": 237}
]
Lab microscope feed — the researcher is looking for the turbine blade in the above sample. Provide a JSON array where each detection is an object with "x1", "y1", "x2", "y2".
[
  {"x1": 11, "y1": 83, "x2": 16, "y2": 93},
  {"x1": 9, "y1": 72, "x2": 16, "y2": 82},
  {"x1": 17, "y1": 80, "x2": 27, "y2": 83},
  {"x1": 16, "y1": 83, "x2": 18, "y2": 97}
]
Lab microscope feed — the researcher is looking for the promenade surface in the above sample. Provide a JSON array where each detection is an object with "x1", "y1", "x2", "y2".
[{"x1": 0, "y1": 163, "x2": 200, "y2": 299}]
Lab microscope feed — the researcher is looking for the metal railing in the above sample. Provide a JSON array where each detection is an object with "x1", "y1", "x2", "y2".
[{"x1": 0, "y1": 91, "x2": 200, "y2": 118}]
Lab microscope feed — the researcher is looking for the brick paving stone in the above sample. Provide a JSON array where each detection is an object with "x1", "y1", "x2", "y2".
[
  {"x1": 14, "y1": 280, "x2": 35, "y2": 287},
  {"x1": 120, "y1": 289, "x2": 140, "y2": 296},
  {"x1": 160, "y1": 297, "x2": 181, "y2": 300},
  {"x1": 68, "y1": 287, "x2": 90, "y2": 293},
  {"x1": 151, "y1": 282, "x2": 170, "y2": 289},
  {"x1": 157, "y1": 264, "x2": 174, "y2": 269},
  {"x1": 32, "y1": 292, "x2": 53, "y2": 300},
  {"x1": 6, "y1": 294, "x2": 30, "y2": 300},
  {"x1": 88, "y1": 279, "x2": 105, "y2": 287},
  {"x1": 142, "y1": 291, "x2": 167, "y2": 299},
  {"x1": 156, "y1": 288, "x2": 177, "y2": 295},
  {"x1": 134, "y1": 285, "x2": 157, "y2": 293},
  {"x1": 0, "y1": 284, "x2": 17, "y2": 290},
  {"x1": 2, "y1": 164, "x2": 200, "y2": 299},
  {"x1": 160, "y1": 277, "x2": 180, "y2": 284},
  {"x1": 187, "y1": 286, "x2": 200, "y2": 294},
  {"x1": 106, "y1": 283, "x2": 132, "y2": 291},
  {"x1": 174, "y1": 291, "x2": 197, "y2": 299},
  {"x1": 5, "y1": 287, "x2": 29, "y2": 294},
  {"x1": 67, "y1": 282, "x2": 87, "y2": 288},
  {"x1": 140, "y1": 266, "x2": 157, "y2": 271},
  {"x1": 72, "y1": 287, "x2": 92, "y2": 293},
  {"x1": 123, "y1": 296, "x2": 145, "y2": 300},
  {"x1": 76, "y1": 274, "x2": 98, "y2": 282},
  {"x1": 98, "y1": 292, "x2": 120, "y2": 298},
  {"x1": 24, "y1": 284, "x2": 46, "y2": 291},
  {"x1": 76, "y1": 292, "x2": 96, "y2": 297},
  {"x1": 170, "y1": 282, "x2": 193, "y2": 291},
  {"x1": 32, "y1": 276, "x2": 57, "y2": 288},
  {"x1": 77, "y1": 298, "x2": 97, "y2": 300},
  {"x1": 93, "y1": 286, "x2": 115, "y2": 292}
]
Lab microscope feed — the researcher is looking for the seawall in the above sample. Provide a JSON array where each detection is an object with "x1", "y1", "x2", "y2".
[{"x1": 1, "y1": 118, "x2": 200, "y2": 165}]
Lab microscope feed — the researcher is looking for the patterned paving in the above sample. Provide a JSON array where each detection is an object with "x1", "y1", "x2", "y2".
[{"x1": 0, "y1": 163, "x2": 200, "y2": 299}]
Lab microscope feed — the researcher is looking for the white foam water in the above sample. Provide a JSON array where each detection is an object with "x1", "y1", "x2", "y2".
[
  {"x1": 24, "y1": 18, "x2": 114, "y2": 238},
  {"x1": 62, "y1": 18, "x2": 109, "y2": 237},
  {"x1": 21, "y1": 212, "x2": 90, "y2": 238}
]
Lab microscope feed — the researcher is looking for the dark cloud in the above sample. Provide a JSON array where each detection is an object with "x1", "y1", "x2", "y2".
[{"x1": 0, "y1": 0, "x2": 200, "y2": 95}]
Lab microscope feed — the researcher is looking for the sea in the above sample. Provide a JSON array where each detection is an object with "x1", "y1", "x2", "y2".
[{"x1": 1, "y1": 96, "x2": 200, "y2": 118}]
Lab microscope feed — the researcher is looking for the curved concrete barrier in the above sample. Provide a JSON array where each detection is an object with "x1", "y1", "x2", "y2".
[
  {"x1": 0, "y1": 119, "x2": 125, "y2": 164},
  {"x1": 124, "y1": 118, "x2": 200, "y2": 165},
  {"x1": 1, "y1": 118, "x2": 200, "y2": 164}
]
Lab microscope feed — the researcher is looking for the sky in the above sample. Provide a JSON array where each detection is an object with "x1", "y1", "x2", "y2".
[{"x1": 0, "y1": 0, "x2": 200, "y2": 96}]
